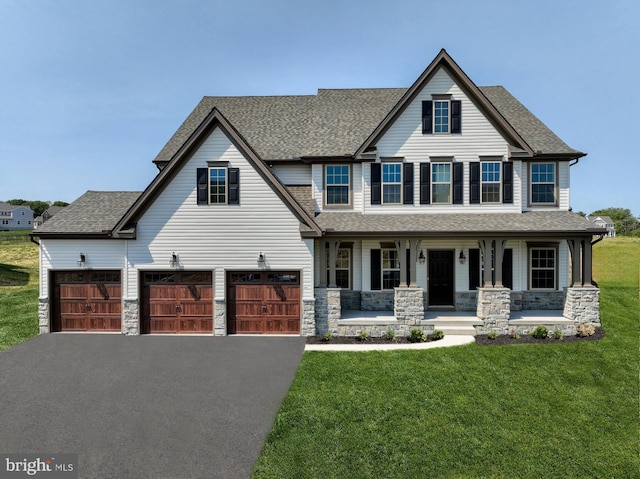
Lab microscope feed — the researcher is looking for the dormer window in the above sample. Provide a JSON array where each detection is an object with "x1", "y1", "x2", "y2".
[{"x1": 422, "y1": 98, "x2": 461, "y2": 134}]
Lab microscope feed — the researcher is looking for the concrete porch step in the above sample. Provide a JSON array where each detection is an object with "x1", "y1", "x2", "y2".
[{"x1": 436, "y1": 325, "x2": 478, "y2": 336}]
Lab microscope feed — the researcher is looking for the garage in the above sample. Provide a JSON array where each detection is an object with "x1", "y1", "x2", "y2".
[
  {"x1": 141, "y1": 271, "x2": 213, "y2": 334},
  {"x1": 52, "y1": 271, "x2": 122, "y2": 332},
  {"x1": 227, "y1": 271, "x2": 300, "y2": 334}
]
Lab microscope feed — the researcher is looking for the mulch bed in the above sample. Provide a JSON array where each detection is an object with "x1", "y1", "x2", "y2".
[
  {"x1": 306, "y1": 334, "x2": 444, "y2": 345},
  {"x1": 475, "y1": 327, "x2": 605, "y2": 346}
]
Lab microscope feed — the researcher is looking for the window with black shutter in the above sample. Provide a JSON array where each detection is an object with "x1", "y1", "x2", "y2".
[
  {"x1": 370, "y1": 249, "x2": 382, "y2": 290},
  {"x1": 422, "y1": 99, "x2": 461, "y2": 134},
  {"x1": 196, "y1": 166, "x2": 239, "y2": 205},
  {"x1": 371, "y1": 163, "x2": 381, "y2": 205}
]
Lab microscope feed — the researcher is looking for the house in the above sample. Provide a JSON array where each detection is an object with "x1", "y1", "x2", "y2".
[
  {"x1": 0, "y1": 203, "x2": 33, "y2": 230},
  {"x1": 587, "y1": 216, "x2": 615, "y2": 237},
  {"x1": 33, "y1": 206, "x2": 65, "y2": 229},
  {"x1": 32, "y1": 49, "x2": 606, "y2": 337}
]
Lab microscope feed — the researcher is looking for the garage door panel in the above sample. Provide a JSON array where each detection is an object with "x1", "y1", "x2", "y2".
[
  {"x1": 89, "y1": 317, "x2": 121, "y2": 332},
  {"x1": 178, "y1": 318, "x2": 213, "y2": 333}
]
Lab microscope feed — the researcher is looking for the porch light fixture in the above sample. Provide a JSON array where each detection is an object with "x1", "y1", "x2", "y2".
[
  {"x1": 459, "y1": 250, "x2": 466, "y2": 264},
  {"x1": 170, "y1": 252, "x2": 178, "y2": 268},
  {"x1": 77, "y1": 253, "x2": 86, "y2": 268},
  {"x1": 257, "y1": 252, "x2": 266, "y2": 269},
  {"x1": 418, "y1": 250, "x2": 426, "y2": 265}
]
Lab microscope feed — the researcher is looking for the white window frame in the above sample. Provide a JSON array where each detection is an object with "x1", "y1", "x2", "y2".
[
  {"x1": 209, "y1": 167, "x2": 227, "y2": 205},
  {"x1": 431, "y1": 162, "x2": 452, "y2": 204},
  {"x1": 529, "y1": 247, "x2": 557, "y2": 290},
  {"x1": 382, "y1": 163, "x2": 402, "y2": 204},
  {"x1": 529, "y1": 162, "x2": 557, "y2": 206},
  {"x1": 326, "y1": 247, "x2": 351, "y2": 289},
  {"x1": 433, "y1": 99, "x2": 450, "y2": 134},
  {"x1": 481, "y1": 161, "x2": 502, "y2": 203},
  {"x1": 324, "y1": 164, "x2": 351, "y2": 207},
  {"x1": 381, "y1": 248, "x2": 400, "y2": 290}
]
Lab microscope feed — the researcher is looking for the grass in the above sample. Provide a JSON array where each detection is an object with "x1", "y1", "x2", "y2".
[
  {"x1": 0, "y1": 237, "x2": 39, "y2": 351},
  {"x1": 253, "y1": 237, "x2": 640, "y2": 478}
]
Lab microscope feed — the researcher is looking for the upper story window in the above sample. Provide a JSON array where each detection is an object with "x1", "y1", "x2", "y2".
[
  {"x1": 325, "y1": 165, "x2": 350, "y2": 206},
  {"x1": 382, "y1": 163, "x2": 402, "y2": 204},
  {"x1": 422, "y1": 99, "x2": 461, "y2": 134},
  {"x1": 196, "y1": 165, "x2": 240, "y2": 205},
  {"x1": 481, "y1": 161, "x2": 502, "y2": 203},
  {"x1": 431, "y1": 163, "x2": 451, "y2": 204},
  {"x1": 530, "y1": 162, "x2": 556, "y2": 205}
]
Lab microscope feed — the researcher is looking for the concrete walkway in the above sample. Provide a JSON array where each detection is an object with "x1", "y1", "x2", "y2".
[
  {"x1": 305, "y1": 335, "x2": 475, "y2": 351},
  {"x1": 0, "y1": 334, "x2": 306, "y2": 479}
]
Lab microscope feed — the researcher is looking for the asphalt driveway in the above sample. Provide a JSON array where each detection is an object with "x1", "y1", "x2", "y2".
[{"x1": 0, "y1": 334, "x2": 306, "y2": 478}]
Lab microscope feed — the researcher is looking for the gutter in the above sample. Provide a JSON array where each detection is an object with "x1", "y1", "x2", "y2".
[{"x1": 29, "y1": 234, "x2": 40, "y2": 246}]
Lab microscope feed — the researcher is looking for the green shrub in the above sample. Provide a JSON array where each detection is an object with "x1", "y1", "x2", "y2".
[
  {"x1": 510, "y1": 329, "x2": 521, "y2": 339},
  {"x1": 408, "y1": 329, "x2": 426, "y2": 343},
  {"x1": 432, "y1": 330, "x2": 444, "y2": 340},
  {"x1": 487, "y1": 331, "x2": 498, "y2": 340},
  {"x1": 553, "y1": 328, "x2": 564, "y2": 340},
  {"x1": 577, "y1": 323, "x2": 596, "y2": 337},
  {"x1": 323, "y1": 331, "x2": 333, "y2": 342},
  {"x1": 358, "y1": 331, "x2": 370, "y2": 341},
  {"x1": 532, "y1": 326, "x2": 548, "y2": 339},
  {"x1": 384, "y1": 328, "x2": 396, "y2": 341}
]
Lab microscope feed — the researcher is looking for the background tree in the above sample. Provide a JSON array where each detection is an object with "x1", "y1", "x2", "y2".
[
  {"x1": 52, "y1": 201, "x2": 69, "y2": 207},
  {"x1": 590, "y1": 207, "x2": 640, "y2": 237}
]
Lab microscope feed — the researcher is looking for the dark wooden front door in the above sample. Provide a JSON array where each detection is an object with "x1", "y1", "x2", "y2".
[
  {"x1": 428, "y1": 250, "x2": 454, "y2": 306},
  {"x1": 227, "y1": 271, "x2": 300, "y2": 334},
  {"x1": 142, "y1": 272, "x2": 213, "y2": 334},
  {"x1": 52, "y1": 271, "x2": 122, "y2": 331}
]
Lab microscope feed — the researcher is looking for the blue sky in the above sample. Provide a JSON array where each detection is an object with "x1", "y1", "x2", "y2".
[{"x1": 0, "y1": 0, "x2": 638, "y2": 216}]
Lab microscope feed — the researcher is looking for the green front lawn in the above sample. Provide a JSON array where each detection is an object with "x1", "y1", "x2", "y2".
[{"x1": 253, "y1": 238, "x2": 639, "y2": 478}]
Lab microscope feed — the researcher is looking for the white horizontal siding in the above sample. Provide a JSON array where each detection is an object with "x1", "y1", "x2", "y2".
[
  {"x1": 126, "y1": 127, "x2": 314, "y2": 300},
  {"x1": 271, "y1": 164, "x2": 311, "y2": 185},
  {"x1": 39, "y1": 239, "x2": 125, "y2": 297}
]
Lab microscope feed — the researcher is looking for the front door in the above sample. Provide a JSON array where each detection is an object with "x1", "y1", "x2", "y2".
[{"x1": 428, "y1": 250, "x2": 454, "y2": 306}]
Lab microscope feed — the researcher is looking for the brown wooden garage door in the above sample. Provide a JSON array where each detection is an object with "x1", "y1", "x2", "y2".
[
  {"x1": 141, "y1": 272, "x2": 213, "y2": 334},
  {"x1": 227, "y1": 271, "x2": 300, "y2": 334},
  {"x1": 52, "y1": 271, "x2": 122, "y2": 332}
]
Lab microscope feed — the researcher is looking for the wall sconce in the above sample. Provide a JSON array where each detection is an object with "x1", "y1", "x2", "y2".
[
  {"x1": 169, "y1": 252, "x2": 178, "y2": 268},
  {"x1": 459, "y1": 250, "x2": 466, "y2": 264},
  {"x1": 77, "y1": 253, "x2": 86, "y2": 268},
  {"x1": 418, "y1": 250, "x2": 426, "y2": 265},
  {"x1": 257, "y1": 252, "x2": 266, "y2": 269}
]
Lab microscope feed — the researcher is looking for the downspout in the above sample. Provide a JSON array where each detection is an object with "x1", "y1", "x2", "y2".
[
  {"x1": 588, "y1": 234, "x2": 605, "y2": 287},
  {"x1": 29, "y1": 234, "x2": 40, "y2": 246},
  {"x1": 591, "y1": 234, "x2": 605, "y2": 246},
  {"x1": 569, "y1": 158, "x2": 580, "y2": 167}
]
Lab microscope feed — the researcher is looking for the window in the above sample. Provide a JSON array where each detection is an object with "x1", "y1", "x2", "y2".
[
  {"x1": 1, "y1": 220, "x2": 8, "y2": 225},
  {"x1": 481, "y1": 162, "x2": 501, "y2": 203},
  {"x1": 530, "y1": 247, "x2": 556, "y2": 289},
  {"x1": 196, "y1": 166, "x2": 239, "y2": 205},
  {"x1": 422, "y1": 99, "x2": 461, "y2": 134},
  {"x1": 325, "y1": 165, "x2": 350, "y2": 206},
  {"x1": 382, "y1": 249, "x2": 400, "y2": 289},
  {"x1": 530, "y1": 163, "x2": 556, "y2": 204},
  {"x1": 382, "y1": 163, "x2": 402, "y2": 204},
  {"x1": 326, "y1": 247, "x2": 351, "y2": 289},
  {"x1": 431, "y1": 163, "x2": 451, "y2": 204}
]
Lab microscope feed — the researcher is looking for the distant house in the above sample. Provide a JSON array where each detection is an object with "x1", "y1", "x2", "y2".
[
  {"x1": 0, "y1": 203, "x2": 33, "y2": 230},
  {"x1": 33, "y1": 206, "x2": 65, "y2": 230},
  {"x1": 587, "y1": 216, "x2": 615, "y2": 237}
]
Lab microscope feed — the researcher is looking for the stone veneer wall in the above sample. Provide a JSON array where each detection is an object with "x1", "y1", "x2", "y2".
[
  {"x1": 521, "y1": 290, "x2": 566, "y2": 310},
  {"x1": 563, "y1": 288, "x2": 600, "y2": 324},
  {"x1": 476, "y1": 288, "x2": 511, "y2": 334},
  {"x1": 455, "y1": 292, "x2": 477, "y2": 311},
  {"x1": 214, "y1": 299, "x2": 226, "y2": 336},
  {"x1": 301, "y1": 299, "x2": 316, "y2": 336},
  {"x1": 315, "y1": 288, "x2": 341, "y2": 336},
  {"x1": 122, "y1": 299, "x2": 139, "y2": 335},
  {"x1": 38, "y1": 298, "x2": 49, "y2": 334},
  {"x1": 340, "y1": 290, "x2": 361, "y2": 310},
  {"x1": 394, "y1": 288, "x2": 424, "y2": 324},
  {"x1": 360, "y1": 291, "x2": 394, "y2": 311}
]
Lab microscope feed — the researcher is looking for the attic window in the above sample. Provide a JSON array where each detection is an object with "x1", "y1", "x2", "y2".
[
  {"x1": 422, "y1": 99, "x2": 461, "y2": 134},
  {"x1": 196, "y1": 166, "x2": 240, "y2": 205}
]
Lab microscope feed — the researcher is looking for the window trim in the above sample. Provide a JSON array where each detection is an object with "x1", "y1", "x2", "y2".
[
  {"x1": 528, "y1": 243, "x2": 559, "y2": 290},
  {"x1": 208, "y1": 166, "x2": 228, "y2": 205},
  {"x1": 529, "y1": 161, "x2": 558, "y2": 206},
  {"x1": 382, "y1": 162, "x2": 403, "y2": 205},
  {"x1": 481, "y1": 161, "x2": 502, "y2": 204},
  {"x1": 433, "y1": 99, "x2": 450, "y2": 134},
  {"x1": 431, "y1": 162, "x2": 452, "y2": 204},
  {"x1": 323, "y1": 164, "x2": 352, "y2": 208},
  {"x1": 326, "y1": 245, "x2": 352, "y2": 289},
  {"x1": 381, "y1": 247, "x2": 401, "y2": 290}
]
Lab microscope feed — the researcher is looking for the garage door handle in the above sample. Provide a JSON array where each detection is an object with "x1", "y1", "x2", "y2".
[
  {"x1": 262, "y1": 304, "x2": 268, "y2": 313},
  {"x1": 86, "y1": 303, "x2": 91, "y2": 311},
  {"x1": 176, "y1": 304, "x2": 181, "y2": 312}
]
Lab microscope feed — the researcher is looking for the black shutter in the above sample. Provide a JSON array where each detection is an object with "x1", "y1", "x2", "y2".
[
  {"x1": 403, "y1": 163, "x2": 414, "y2": 205},
  {"x1": 197, "y1": 168, "x2": 208, "y2": 205},
  {"x1": 502, "y1": 162, "x2": 513, "y2": 204},
  {"x1": 469, "y1": 248, "x2": 480, "y2": 290},
  {"x1": 420, "y1": 163, "x2": 430, "y2": 204},
  {"x1": 371, "y1": 163, "x2": 381, "y2": 205},
  {"x1": 422, "y1": 101, "x2": 433, "y2": 134},
  {"x1": 469, "y1": 162, "x2": 480, "y2": 204},
  {"x1": 228, "y1": 168, "x2": 240, "y2": 205},
  {"x1": 453, "y1": 162, "x2": 463, "y2": 204},
  {"x1": 502, "y1": 249, "x2": 513, "y2": 289},
  {"x1": 451, "y1": 100, "x2": 462, "y2": 133},
  {"x1": 370, "y1": 249, "x2": 381, "y2": 290}
]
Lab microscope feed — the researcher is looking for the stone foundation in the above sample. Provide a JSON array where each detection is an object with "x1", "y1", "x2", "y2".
[
  {"x1": 455, "y1": 292, "x2": 477, "y2": 311},
  {"x1": 122, "y1": 299, "x2": 139, "y2": 335},
  {"x1": 340, "y1": 290, "x2": 361, "y2": 310},
  {"x1": 361, "y1": 291, "x2": 394, "y2": 311},
  {"x1": 563, "y1": 288, "x2": 600, "y2": 325},
  {"x1": 522, "y1": 290, "x2": 565, "y2": 310},
  {"x1": 476, "y1": 288, "x2": 511, "y2": 334},
  {"x1": 394, "y1": 288, "x2": 424, "y2": 325},
  {"x1": 38, "y1": 298, "x2": 49, "y2": 334},
  {"x1": 315, "y1": 288, "x2": 341, "y2": 336},
  {"x1": 301, "y1": 299, "x2": 316, "y2": 336},
  {"x1": 214, "y1": 299, "x2": 226, "y2": 336}
]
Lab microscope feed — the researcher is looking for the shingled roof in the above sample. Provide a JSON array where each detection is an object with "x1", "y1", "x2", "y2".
[{"x1": 35, "y1": 191, "x2": 141, "y2": 236}]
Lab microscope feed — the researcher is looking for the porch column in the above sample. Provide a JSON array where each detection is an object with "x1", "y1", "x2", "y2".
[
  {"x1": 408, "y1": 239, "x2": 421, "y2": 287},
  {"x1": 328, "y1": 241, "x2": 341, "y2": 288},
  {"x1": 318, "y1": 241, "x2": 327, "y2": 287},
  {"x1": 396, "y1": 240, "x2": 408, "y2": 288},
  {"x1": 582, "y1": 239, "x2": 594, "y2": 287},
  {"x1": 493, "y1": 239, "x2": 507, "y2": 288},
  {"x1": 567, "y1": 238, "x2": 582, "y2": 287},
  {"x1": 478, "y1": 239, "x2": 493, "y2": 287}
]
